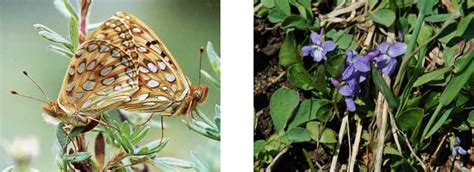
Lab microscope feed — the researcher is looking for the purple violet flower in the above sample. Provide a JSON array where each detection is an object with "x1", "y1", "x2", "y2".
[
  {"x1": 301, "y1": 30, "x2": 336, "y2": 62},
  {"x1": 452, "y1": 137, "x2": 467, "y2": 157},
  {"x1": 336, "y1": 50, "x2": 371, "y2": 112},
  {"x1": 373, "y1": 41, "x2": 407, "y2": 76}
]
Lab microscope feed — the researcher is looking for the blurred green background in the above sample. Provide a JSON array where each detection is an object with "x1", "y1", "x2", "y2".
[{"x1": 0, "y1": 0, "x2": 220, "y2": 171}]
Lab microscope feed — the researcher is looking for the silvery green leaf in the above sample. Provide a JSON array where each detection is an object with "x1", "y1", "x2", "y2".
[
  {"x1": 69, "y1": 16, "x2": 79, "y2": 50},
  {"x1": 191, "y1": 151, "x2": 210, "y2": 172},
  {"x1": 153, "y1": 157, "x2": 195, "y2": 169},
  {"x1": 200, "y1": 70, "x2": 220, "y2": 88},
  {"x1": 33, "y1": 24, "x2": 56, "y2": 33},
  {"x1": 134, "y1": 138, "x2": 169, "y2": 155},
  {"x1": 214, "y1": 105, "x2": 221, "y2": 130},
  {"x1": 63, "y1": 152, "x2": 91, "y2": 163},
  {"x1": 38, "y1": 31, "x2": 73, "y2": 50},
  {"x1": 130, "y1": 126, "x2": 150, "y2": 144},
  {"x1": 49, "y1": 45, "x2": 73, "y2": 59},
  {"x1": 206, "y1": 41, "x2": 220, "y2": 76},
  {"x1": 195, "y1": 108, "x2": 217, "y2": 128},
  {"x1": 53, "y1": 0, "x2": 78, "y2": 20}
]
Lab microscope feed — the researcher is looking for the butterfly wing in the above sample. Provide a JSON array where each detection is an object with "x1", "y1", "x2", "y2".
[
  {"x1": 111, "y1": 12, "x2": 192, "y2": 115},
  {"x1": 87, "y1": 16, "x2": 139, "y2": 61},
  {"x1": 57, "y1": 40, "x2": 138, "y2": 116}
]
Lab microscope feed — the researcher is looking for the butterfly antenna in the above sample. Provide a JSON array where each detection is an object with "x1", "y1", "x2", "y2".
[
  {"x1": 10, "y1": 90, "x2": 49, "y2": 104},
  {"x1": 198, "y1": 47, "x2": 204, "y2": 86},
  {"x1": 22, "y1": 71, "x2": 51, "y2": 101}
]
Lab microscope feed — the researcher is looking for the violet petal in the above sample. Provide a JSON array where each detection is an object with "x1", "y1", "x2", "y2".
[
  {"x1": 342, "y1": 65, "x2": 355, "y2": 80},
  {"x1": 345, "y1": 97, "x2": 356, "y2": 112},
  {"x1": 322, "y1": 41, "x2": 336, "y2": 51},
  {"x1": 310, "y1": 32, "x2": 321, "y2": 45},
  {"x1": 378, "y1": 42, "x2": 390, "y2": 53},
  {"x1": 339, "y1": 85, "x2": 353, "y2": 96},
  {"x1": 301, "y1": 46, "x2": 313, "y2": 56},
  {"x1": 388, "y1": 42, "x2": 407, "y2": 57}
]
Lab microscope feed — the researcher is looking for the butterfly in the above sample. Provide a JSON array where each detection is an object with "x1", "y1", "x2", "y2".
[
  {"x1": 89, "y1": 12, "x2": 209, "y2": 117},
  {"x1": 41, "y1": 39, "x2": 139, "y2": 127}
]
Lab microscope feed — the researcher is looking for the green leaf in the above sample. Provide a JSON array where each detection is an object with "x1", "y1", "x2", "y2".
[
  {"x1": 287, "y1": 64, "x2": 314, "y2": 90},
  {"x1": 38, "y1": 30, "x2": 73, "y2": 50},
  {"x1": 53, "y1": 0, "x2": 79, "y2": 20},
  {"x1": 416, "y1": 0, "x2": 437, "y2": 15},
  {"x1": 439, "y1": 51, "x2": 474, "y2": 105},
  {"x1": 153, "y1": 157, "x2": 195, "y2": 169},
  {"x1": 425, "y1": 14, "x2": 453, "y2": 23},
  {"x1": 412, "y1": 67, "x2": 450, "y2": 87},
  {"x1": 289, "y1": 0, "x2": 312, "y2": 19},
  {"x1": 396, "y1": 108, "x2": 423, "y2": 131},
  {"x1": 284, "y1": 127, "x2": 311, "y2": 143},
  {"x1": 468, "y1": 110, "x2": 474, "y2": 127},
  {"x1": 200, "y1": 70, "x2": 220, "y2": 88},
  {"x1": 455, "y1": 14, "x2": 473, "y2": 37},
  {"x1": 372, "y1": 67, "x2": 398, "y2": 109},
  {"x1": 281, "y1": 15, "x2": 308, "y2": 30},
  {"x1": 206, "y1": 41, "x2": 221, "y2": 76},
  {"x1": 334, "y1": 33, "x2": 355, "y2": 49},
  {"x1": 320, "y1": 128, "x2": 337, "y2": 143},
  {"x1": 254, "y1": 140, "x2": 267, "y2": 154},
  {"x1": 368, "y1": 9, "x2": 396, "y2": 27},
  {"x1": 313, "y1": 65, "x2": 328, "y2": 95},
  {"x1": 130, "y1": 126, "x2": 150, "y2": 144},
  {"x1": 268, "y1": 8, "x2": 287, "y2": 23},
  {"x1": 262, "y1": 0, "x2": 275, "y2": 8},
  {"x1": 191, "y1": 151, "x2": 210, "y2": 172},
  {"x1": 417, "y1": 24, "x2": 433, "y2": 45},
  {"x1": 275, "y1": 0, "x2": 291, "y2": 15},
  {"x1": 270, "y1": 87, "x2": 300, "y2": 131},
  {"x1": 442, "y1": 44, "x2": 458, "y2": 66},
  {"x1": 279, "y1": 32, "x2": 299, "y2": 67},
  {"x1": 424, "y1": 105, "x2": 454, "y2": 138},
  {"x1": 287, "y1": 99, "x2": 322, "y2": 129},
  {"x1": 384, "y1": 146, "x2": 402, "y2": 156},
  {"x1": 305, "y1": 121, "x2": 336, "y2": 143},
  {"x1": 135, "y1": 138, "x2": 169, "y2": 155},
  {"x1": 69, "y1": 16, "x2": 79, "y2": 50},
  {"x1": 63, "y1": 152, "x2": 91, "y2": 163},
  {"x1": 48, "y1": 45, "x2": 73, "y2": 59}
]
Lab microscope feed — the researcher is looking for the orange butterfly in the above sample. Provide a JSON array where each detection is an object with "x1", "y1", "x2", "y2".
[
  {"x1": 40, "y1": 39, "x2": 138, "y2": 127},
  {"x1": 89, "y1": 12, "x2": 209, "y2": 117}
]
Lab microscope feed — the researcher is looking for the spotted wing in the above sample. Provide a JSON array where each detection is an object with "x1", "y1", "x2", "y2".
[
  {"x1": 112, "y1": 12, "x2": 191, "y2": 114},
  {"x1": 87, "y1": 16, "x2": 139, "y2": 61},
  {"x1": 57, "y1": 40, "x2": 138, "y2": 116},
  {"x1": 119, "y1": 44, "x2": 190, "y2": 114}
]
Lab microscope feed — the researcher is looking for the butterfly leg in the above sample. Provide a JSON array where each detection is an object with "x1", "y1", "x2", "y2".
[
  {"x1": 135, "y1": 113, "x2": 156, "y2": 126},
  {"x1": 160, "y1": 115, "x2": 164, "y2": 145},
  {"x1": 86, "y1": 116, "x2": 118, "y2": 131}
]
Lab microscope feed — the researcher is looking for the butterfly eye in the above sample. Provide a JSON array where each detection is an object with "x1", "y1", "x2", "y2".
[{"x1": 194, "y1": 90, "x2": 202, "y2": 100}]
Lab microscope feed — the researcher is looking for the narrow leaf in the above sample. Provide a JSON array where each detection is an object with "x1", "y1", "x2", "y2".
[
  {"x1": 412, "y1": 67, "x2": 450, "y2": 87},
  {"x1": 372, "y1": 68, "x2": 398, "y2": 109},
  {"x1": 69, "y1": 16, "x2": 79, "y2": 50}
]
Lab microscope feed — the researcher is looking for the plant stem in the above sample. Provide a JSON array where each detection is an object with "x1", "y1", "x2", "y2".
[
  {"x1": 79, "y1": 0, "x2": 91, "y2": 43},
  {"x1": 374, "y1": 76, "x2": 390, "y2": 172},
  {"x1": 349, "y1": 119, "x2": 362, "y2": 172},
  {"x1": 330, "y1": 114, "x2": 348, "y2": 172}
]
